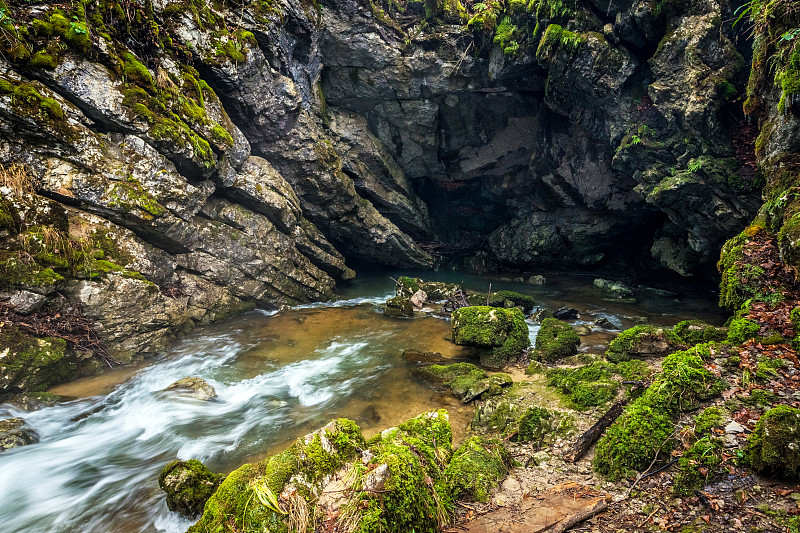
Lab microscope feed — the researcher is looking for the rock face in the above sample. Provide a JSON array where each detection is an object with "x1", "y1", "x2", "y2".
[{"x1": 0, "y1": 0, "x2": 765, "y2": 388}]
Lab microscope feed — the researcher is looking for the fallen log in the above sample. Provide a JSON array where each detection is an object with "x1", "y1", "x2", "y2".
[{"x1": 562, "y1": 399, "x2": 626, "y2": 463}]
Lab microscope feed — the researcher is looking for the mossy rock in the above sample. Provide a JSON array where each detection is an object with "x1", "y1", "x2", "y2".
[
  {"x1": 748, "y1": 405, "x2": 800, "y2": 480},
  {"x1": 396, "y1": 277, "x2": 459, "y2": 301},
  {"x1": 443, "y1": 436, "x2": 512, "y2": 503},
  {"x1": 0, "y1": 326, "x2": 74, "y2": 395},
  {"x1": 159, "y1": 459, "x2": 225, "y2": 517},
  {"x1": 593, "y1": 404, "x2": 676, "y2": 481},
  {"x1": 466, "y1": 290, "x2": 535, "y2": 312},
  {"x1": 638, "y1": 345, "x2": 726, "y2": 415},
  {"x1": 191, "y1": 418, "x2": 366, "y2": 532},
  {"x1": 531, "y1": 318, "x2": 580, "y2": 363},
  {"x1": 606, "y1": 324, "x2": 683, "y2": 363},
  {"x1": 451, "y1": 306, "x2": 530, "y2": 368},
  {"x1": 672, "y1": 320, "x2": 727, "y2": 345},
  {"x1": 546, "y1": 362, "x2": 618, "y2": 410},
  {"x1": 416, "y1": 363, "x2": 512, "y2": 402},
  {"x1": 385, "y1": 295, "x2": 414, "y2": 318}
]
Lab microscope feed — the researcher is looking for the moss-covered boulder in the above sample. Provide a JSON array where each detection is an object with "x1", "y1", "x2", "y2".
[
  {"x1": 159, "y1": 459, "x2": 225, "y2": 517},
  {"x1": 726, "y1": 317, "x2": 762, "y2": 345},
  {"x1": 443, "y1": 436, "x2": 512, "y2": 503},
  {"x1": 544, "y1": 361, "x2": 620, "y2": 410},
  {"x1": 531, "y1": 318, "x2": 580, "y2": 363},
  {"x1": 593, "y1": 278, "x2": 633, "y2": 298},
  {"x1": 416, "y1": 363, "x2": 512, "y2": 402},
  {"x1": 0, "y1": 326, "x2": 74, "y2": 398},
  {"x1": 748, "y1": 405, "x2": 800, "y2": 480},
  {"x1": 451, "y1": 306, "x2": 530, "y2": 369},
  {"x1": 0, "y1": 417, "x2": 39, "y2": 451},
  {"x1": 606, "y1": 324, "x2": 683, "y2": 363},
  {"x1": 466, "y1": 290, "x2": 535, "y2": 312},
  {"x1": 190, "y1": 418, "x2": 366, "y2": 532},
  {"x1": 638, "y1": 346, "x2": 726, "y2": 415},
  {"x1": 672, "y1": 320, "x2": 727, "y2": 345},
  {"x1": 593, "y1": 404, "x2": 675, "y2": 481}
]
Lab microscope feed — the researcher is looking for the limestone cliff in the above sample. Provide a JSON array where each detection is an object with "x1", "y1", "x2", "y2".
[{"x1": 0, "y1": 0, "x2": 767, "y2": 391}]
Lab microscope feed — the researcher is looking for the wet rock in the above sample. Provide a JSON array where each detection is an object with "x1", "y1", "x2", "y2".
[
  {"x1": 384, "y1": 296, "x2": 414, "y2": 318},
  {"x1": 593, "y1": 278, "x2": 634, "y2": 298},
  {"x1": 574, "y1": 325, "x2": 593, "y2": 336},
  {"x1": 162, "y1": 377, "x2": 217, "y2": 401},
  {"x1": 593, "y1": 318, "x2": 618, "y2": 329},
  {"x1": 416, "y1": 362, "x2": 513, "y2": 402},
  {"x1": 0, "y1": 417, "x2": 39, "y2": 451},
  {"x1": 552, "y1": 306, "x2": 579, "y2": 320},
  {"x1": 527, "y1": 275, "x2": 546, "y2": 285},
  {"x1": 402, "y1": 349, "x2": 446, "y2": 365},
  {"x1": 0, "y1": 326, "x2": 74, "y2": 398},
  {"x1": 529, "y1": 308, "x2": 553, "y2": 322},
  {"x1": 5, "y1": 392, "x2": 64, "y2": 411},
  {"x1": 158, "y1": 459, "x2": 225, "y2": 517},
  {"x1": 466, "y1": 291, "x2": 535, "y2": 313},
  {"x1": 451, "y1": 307, "x2": 530, "y2": 369}
]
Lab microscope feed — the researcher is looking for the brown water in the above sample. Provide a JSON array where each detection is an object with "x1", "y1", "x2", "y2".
[{"x1": 0, "y1": 271, "x2": 726, "y2": 533}]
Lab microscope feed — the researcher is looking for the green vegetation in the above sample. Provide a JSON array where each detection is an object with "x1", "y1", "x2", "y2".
[
  {"x1": 451, "y1": 306, "x2": 530, "y2": 366},
  {"x1": 159, "y1": 459, "x2": 225, "y2": 517},
  {"x1": 673, "y1": 436, "x2": 723, "y2": 496},
  {"x1": 545, "y1": 360, "x2": 652, "y2": 410},
  {"x1": 444, "y1": 436, "x2": 512, "y2": 502},
  {"x1": 0, "y1": 325, "x2": 74, "y2": 393},
  {"x1": 606, "y1": 325, "x2": 681, "y2": 363},
  {"x1": 748, "y1": 405, "x2": 800, "y2": 479},
  {"x1": 466, "y1": 290, "x2": 535, "y2": 311},
  {"x1": 530, "y1": 318, "x2": 579, "y2": 363}
]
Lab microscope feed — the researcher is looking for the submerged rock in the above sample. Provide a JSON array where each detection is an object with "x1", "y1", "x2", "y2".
[
  {"x1": 0, "y1": 417, "x2": 39, "y2": 451},
  {"x1": 593, "y1": 279, "x2": 634, "y2": 299},
  {"x1": 451, "y1": 306, "x2": 531, "y2": 369},
  {"x1": 416, "y1": 362, "x2": 512, "y2": 402},
  {"x1": 162, "y1": 377, "x2": 218, "y2": 401},
  {"x1": 159, "y1": 459, "x2": 225, "y2": 517}
]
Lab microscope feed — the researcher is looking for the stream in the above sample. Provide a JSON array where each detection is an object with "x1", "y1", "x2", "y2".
[{"x1": 0, "y1": 272, "x2": 726, "y2": 533}]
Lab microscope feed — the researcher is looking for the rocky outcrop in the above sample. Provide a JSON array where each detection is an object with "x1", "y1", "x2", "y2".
[{"x1": 0, "y1": 0, "x2": 767, "y2": 388}]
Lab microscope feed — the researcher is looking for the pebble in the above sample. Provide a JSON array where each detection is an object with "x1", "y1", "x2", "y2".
[{"x1": 725, "y1": 421, "x2": 745, "y2": 434}]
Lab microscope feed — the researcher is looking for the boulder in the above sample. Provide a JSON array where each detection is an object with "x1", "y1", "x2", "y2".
[
  {"x1": 385, "y1": 296, "x2": 414, "y2": 318},
  {"x1": 606, "y1": 325, "x2": 683, "y2": 363},
  {"x1": 451, "y1": 307, "x2": 531, "y2": 368},
  {"x1": 593, "y1": 278, "x2": 634, "y2": 298},
  {"x1": 531, "y1": 318, "x2": 581, "y2": 363},
  {"x1": 162, "y1": 377, "x2": 218, "y2": 401},
  {"x1": 0, "y1": 417, "x2": 39, "y2": 451},
  {"x1": 159, "y1": 459, "x2": 225, "y2": 517},
  {"x1": 748, "y1": 405, "x2": 800, "y2": 480},
  {"x1": 552, "y1": 306, "x2": 579, "y2": 320},
  {"x1": 416, "y1": 363, "x2": 513, "y2": 402}
]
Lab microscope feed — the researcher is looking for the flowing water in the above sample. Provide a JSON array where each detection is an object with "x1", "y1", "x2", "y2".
[{"x1": 0, "y1": 271, "x2": 725, "y2": 533}]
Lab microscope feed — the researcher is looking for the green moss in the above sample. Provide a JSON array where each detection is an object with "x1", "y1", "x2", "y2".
[
  {"x1": 545, "y1": 361, "x2": 618, "y2": 410},
  {"x1": 638, "y1": 345, "x2": 725, "y2": 416},
  {"x1": 607, "y1": 325, "x2": 681, "y2": 363},
  {"x1": 0, "y1": 78, "x2": 67, "y2": 126},
  {"x1": 452, "y1": 306, "x2": 530, "y2": 366},
  {"x1": 443, "y1": 436, "x2": 511, "y2": 502},
  {"x1": 0, "y1": 326, "x2": 74, "y2": 392},
  {"x1": 531, "y1": 318, "x2": 579, "y2": 363},
  {"x1": 515, "y1": 406, "x2": 553, "y2": 443},
  {"x1": 210, "y1": 123, "x2": 234, "y2": 148},
  {"x1": 466, "y1": 290, "x2": 535, "y2": 312},
  {"x1": 673, "y1": 320, "x2": 728, "y2": 345},
  {"x1": 0, "y1": 256, "x2": 65, "y2": 288},
  {"x1": 673, "y1": 437, "x2": 723, "y2": 496},
  {"x1": 694, "y1": 407, "x2": 723, "y2": 436},
  {"x1": 536, "y1": 23, "x2": 584, "y2": 62},
  {"x1": 726, "y1": 318, "x2": 761, "y2": 345},
  {"x1": 158, "y1": 459, "x2": 225, "y2": 516},
  {"x1": 28, "y1": 50, "x2": 58, "y2": 69},
  {"x1": 108, "y1": 178, "x2": 167, "y2": 219},
  {"x1": 121, "y1": 52, "x2": 154, "y2": 88},
  {"x1": 385, "y1": 295, "x2": 414, "y2": 317},
  {"x1": 748, "y1": 405, "x2": 800, "y2": 479},
  {"x1": 593, "y1": 403, "x2": 675, "y2": 481}
]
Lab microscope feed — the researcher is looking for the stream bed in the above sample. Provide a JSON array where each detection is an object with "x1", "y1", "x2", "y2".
[{"x1": 0, "y1": 272, "x2": 726, "y2": 533}]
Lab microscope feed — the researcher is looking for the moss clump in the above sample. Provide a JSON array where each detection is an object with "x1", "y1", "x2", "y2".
[
  {"x1": 451, "y1": 306, "x2": 530, "y2": 367},
  {"x1": 593, "y1": 404, "x2": 675, "y2": 481},
  {"x1": 673, "y1": 320, "x2": 727, "y2": 345},
  {"x1": 545, "y1": 361, "x2": 619, "y2": 410},
  {"x1": 531, "y1": 318, "x2": 579, "y2": 363},
  {"x1": 444, "y1": 436, "x2": 512, "y2": 502},
  {"x1": 515, "y1": 406, "x2": 553, "y2": 443},
  {"x1": 673, "y1": 436, "x2": 723, "y2": 496},
  {"x1": 606, "y1": 325, "x2": 682, "y2": 363},
  {"x1": 385, "y1": 295, "x2": 414, "y2": 317},
  {"x1": 159, "y1": 459, "x2": 225, "y2": 517},
  {"x1": 726, "y1": 318, "x2": 761, "y2": 345},
  {"x1": 466, "y1": 290, "x2": 535, "y2": 312},
  {"x1": 536, "y1": 23, "x2": 584, "y2": 61},
  {"x1": 694, "y1": 406, "x2": 723, "y2": 436},
  {"x1": 717, "y1": 229, "x2": 774, "y2": 312},
  {"x1": 638, "y1": 346, "x2": 726, "y2": 416},
  {"x1": 107, "y1": 178, "x2": 167, "y2": 219},
  {"x1": 0, "y1": 257, "x2": 65, "y2": 289},
  {"x1": 121, "y1": 52, "x2": 154, "y2": 88},
  {"x1": 748, "y1": 405, "x2": 800, "y2": 480},
  {"x1": 0, "y1": 326, "x2": 74, "y2": 393}
]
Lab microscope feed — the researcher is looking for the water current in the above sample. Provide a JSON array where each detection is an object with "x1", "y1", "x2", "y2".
[{"x1": 0, "y1": 271, "x2": 725, "y2": 533}]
